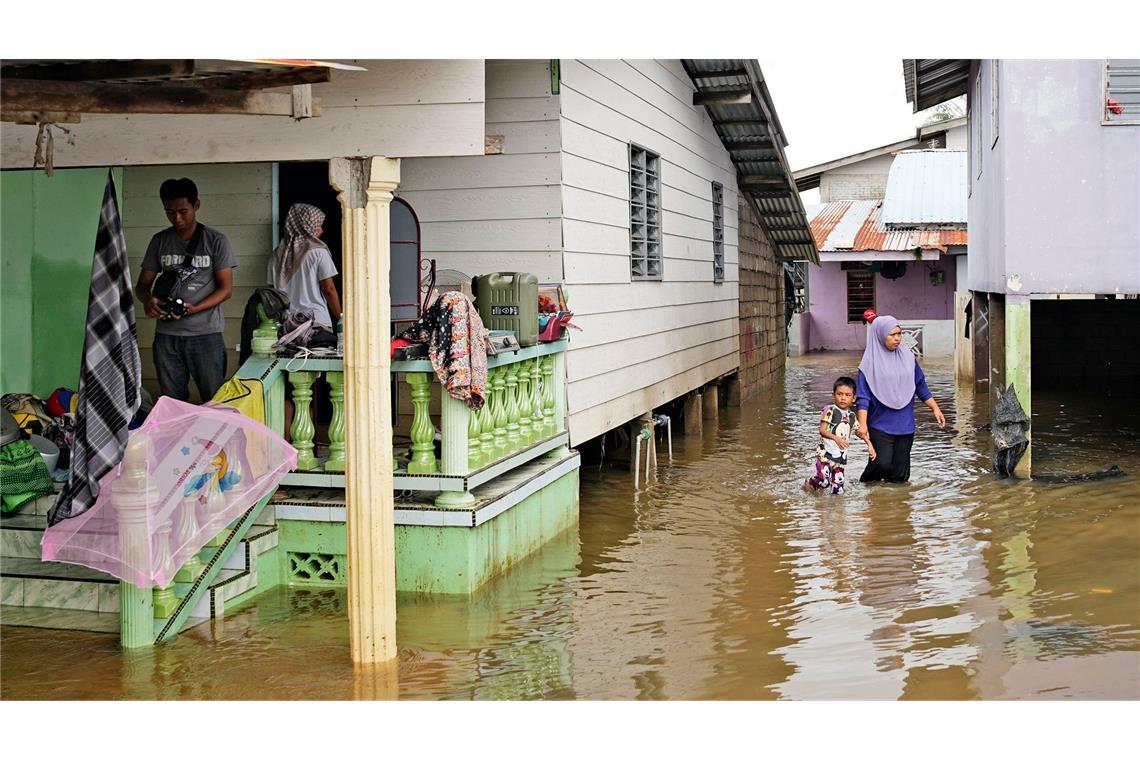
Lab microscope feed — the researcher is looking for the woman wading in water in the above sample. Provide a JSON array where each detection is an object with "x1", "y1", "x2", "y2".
[{"x1": 856, "y1": 315, "x2": 946, "y2": 483}]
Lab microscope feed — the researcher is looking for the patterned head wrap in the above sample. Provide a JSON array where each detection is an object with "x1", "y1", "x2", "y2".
[{"x1": 272, "y1": 203, "x2": 327, "y2": 288}]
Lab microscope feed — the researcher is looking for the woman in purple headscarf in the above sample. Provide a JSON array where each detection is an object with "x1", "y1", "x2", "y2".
[{"x1": 856, "y1": 315, "x2": 946, "y2": 483}]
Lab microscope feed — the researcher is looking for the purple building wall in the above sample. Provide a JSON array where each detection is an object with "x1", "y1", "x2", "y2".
[
  {"x1": 969, "y1": 60, "x2": 1140, "y2": 296},
  {"x1": 807, "y1": 259, "x2": 958, "y2": 351}
]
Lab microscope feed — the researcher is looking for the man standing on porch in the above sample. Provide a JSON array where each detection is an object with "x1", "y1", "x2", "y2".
[{"x1": 135, "y1": 178, "x2": 237, "y2": 402}]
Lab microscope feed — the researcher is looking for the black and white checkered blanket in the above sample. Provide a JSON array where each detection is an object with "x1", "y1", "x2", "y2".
[{"x1": 48, "y1": 170, "x2": 142, "y2": 526}]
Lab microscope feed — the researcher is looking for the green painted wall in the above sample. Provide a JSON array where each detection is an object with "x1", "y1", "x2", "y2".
[
  {"x1": 1, "y1": 172, "x2": 34, "y2": 395},
  {"x1": 0, "y1": 168, "x2": 122, "y2": 398},
  {"x1": 277, "y1": 467, "x2": 581, "y2": 595}
]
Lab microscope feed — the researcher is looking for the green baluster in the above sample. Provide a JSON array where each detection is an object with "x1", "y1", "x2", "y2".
[
  {"x1": 468, "y1": 397, "x2": 483, "y2": 471},
  {"x1": 503, "y1": 362, "x2": 521, "y2": 452},
  {"x1": 541, "y1": 355, "x2": 556, "y2": 436},
  {"x1": 480, "y1": 369, "x2": 498, "y2": 463},
  {"x1": 406, "y1": 372, "x2": 439, "y2": 474},
  {"x1": 325, "y1": 371, "x2": 346, "y2": 472},
  {"x1": 173, "y1": 495, "x2": 204, "y2": 584},
  {"x1": 516, "y1": 358, "x2": 533, "y2": 446},
  {"x1": 529, "y1": 358, "x2": 544, "y2": 440},
  {"x1": 288, "y1": 370, "x2": 318, "y2": 471},
  {"x1": 152, "y1": 517, "x2": 178, "y2": 618},
  {"x1": 490, "y1": 368, "x2": 508, "y2": 458}
]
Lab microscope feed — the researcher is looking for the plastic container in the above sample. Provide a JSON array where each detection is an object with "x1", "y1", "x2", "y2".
[
  {"x1": 29, "y1": 434, "x2": 59, "y2": 473},
  {"x1": 473, "y1": 272, "x2": 539, "y2": 347}
]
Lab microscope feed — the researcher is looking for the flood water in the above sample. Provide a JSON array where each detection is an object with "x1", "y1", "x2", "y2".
[{"x1": 3, "y1": 354, "x2": 1138, "y2": 700}]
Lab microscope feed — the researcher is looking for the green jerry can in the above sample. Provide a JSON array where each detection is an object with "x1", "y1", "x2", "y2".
[{"x1": 473, "y1": 272, "x2": 539, "y2": 347}]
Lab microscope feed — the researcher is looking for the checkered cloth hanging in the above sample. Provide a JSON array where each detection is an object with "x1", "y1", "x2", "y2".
[{"x1": 48, "y1": 170, "x2": 142, "y2": 526}]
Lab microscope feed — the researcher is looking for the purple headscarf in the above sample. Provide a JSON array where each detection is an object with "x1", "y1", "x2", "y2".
[{"x1": 858, "y1": 315, "x2": 916, "y2": 409}]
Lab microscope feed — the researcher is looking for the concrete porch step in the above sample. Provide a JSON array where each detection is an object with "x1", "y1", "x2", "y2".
[{"x1": 0, "y1": 605, "x2": 119, "y2": 633}]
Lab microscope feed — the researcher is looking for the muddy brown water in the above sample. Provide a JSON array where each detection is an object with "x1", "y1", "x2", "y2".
[{"x1": 3, "y1": 354, "x2": 1138, "y2": 700}]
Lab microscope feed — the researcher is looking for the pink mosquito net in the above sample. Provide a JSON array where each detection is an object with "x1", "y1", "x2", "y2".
[{"x1": 41, "y1": 397, "x2": 297, "y2": 588}]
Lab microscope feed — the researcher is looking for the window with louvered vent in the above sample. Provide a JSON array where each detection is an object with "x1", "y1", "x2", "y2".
[
  {"x1": 629, "y1": 144, "x2": 662, "y2": 280},
  {"x1": 711, "y1": 181, "x2": 724, "y2": 283},
  {"x1": 1104, "y1": 59, "x2": 1140, "y2": 125}
]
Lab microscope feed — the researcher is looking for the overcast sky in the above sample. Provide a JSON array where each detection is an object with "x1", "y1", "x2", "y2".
[{"x1": 757, "y1": 57, "x2": 962, "y2": 204}]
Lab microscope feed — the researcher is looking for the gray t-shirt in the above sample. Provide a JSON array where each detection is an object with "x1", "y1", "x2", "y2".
[
  {"x1": 267, "y1": 247, "x2": 339, "y2": 329},
  {"x1": 141, "y1": 225, "x2": 237, "y2": 336}
]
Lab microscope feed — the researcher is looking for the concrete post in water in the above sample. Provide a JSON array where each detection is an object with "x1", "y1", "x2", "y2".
[
  {"x1": 117, "y1": 434, "x2": 155, "y2": 649},
  {"x1": 724, "y1": 371, "x2": 742, "y2": 407},
  {"x1": 330, "y1": 156, "x2": 400, "y2": 665},
  {"x1": 703, "y1": 384, "x2": 719, "y2": 420},
  {"x1": 1005, "y1": 295, "x2": 1032, "y2": 478},
  {"x1": 684, "y1": 393, "x2": 703, "y2": 436}
]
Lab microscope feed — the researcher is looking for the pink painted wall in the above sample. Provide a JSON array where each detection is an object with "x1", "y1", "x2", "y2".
[{"x1": 807, "y1": 259, "x2": 957, "y2": 351}]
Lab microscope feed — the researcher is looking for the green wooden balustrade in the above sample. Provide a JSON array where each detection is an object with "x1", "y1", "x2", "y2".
[{"x1": 252, "y1": 340, "x2": 568, "y2": 494}]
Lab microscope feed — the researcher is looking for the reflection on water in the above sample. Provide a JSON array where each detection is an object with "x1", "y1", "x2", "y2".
[{"x1": 3, "y1": 354, "x2": 1138, "y2": 700}]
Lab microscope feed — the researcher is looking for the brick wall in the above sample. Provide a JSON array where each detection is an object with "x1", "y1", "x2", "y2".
[
  {"x1": 737, "y1": 198, "x2": 786, "y2": 400},
  {"x1": 1031, "y1": 299, "x2": 1140, "y2": 389},
  {"x1": 820, "y1": 173, "x2": 888, "y2": 202}
]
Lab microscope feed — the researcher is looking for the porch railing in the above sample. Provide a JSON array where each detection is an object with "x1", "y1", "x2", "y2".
[{"x1": 234, "y1": 334, "x2": 569, "y2": 508}]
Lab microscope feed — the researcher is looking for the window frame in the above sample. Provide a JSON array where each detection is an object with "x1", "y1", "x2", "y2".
[
  {"x1": 973, "y1": 69, "x2": 983, "y2": 181},
  {"x1": 843, "y1": 263, "x2": 875, "y2": 323},
  {"x1": 628, "y1": 143, "x2": 663, "y2": 281},
  {"x1": 711, "y1": 181, "x2": 724, "y2": 284},
  {"x1": 1102, "y1": 58, "x2": 1140, "y2": 126},
  {"x1": 990, "y1": 59, "x2": 1000, "y2": 148}
]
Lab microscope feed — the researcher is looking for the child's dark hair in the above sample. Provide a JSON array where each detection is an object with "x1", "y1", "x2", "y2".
[
  {"x1": 160, "y1": 177, "x2": 199, "y2": 205},
  {"x1": 834, "y1": 376, "x2": 856, "y2": 393}
]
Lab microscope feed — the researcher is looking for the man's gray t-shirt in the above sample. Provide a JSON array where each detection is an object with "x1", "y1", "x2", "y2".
[{"x1": 141, "y1": 225, "x2": 237, "y2": 336}]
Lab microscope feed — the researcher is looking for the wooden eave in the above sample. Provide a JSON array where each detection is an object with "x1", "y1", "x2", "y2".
[{"x1": 0, "y1": 59, "x2": 332, "y2": 123}]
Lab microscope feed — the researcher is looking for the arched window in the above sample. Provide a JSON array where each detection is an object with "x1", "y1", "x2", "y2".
[{"x1": 390, "y1": 197, "x2": 421, "y2": 325}]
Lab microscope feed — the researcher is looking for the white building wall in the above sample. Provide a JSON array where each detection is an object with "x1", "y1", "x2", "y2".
[
  {"x1": 557, "y1": 59, "x2": 741, "y2": 445},
  {"x1": 398, "y1": 60, "x2": 563, "y2": 283},
  {"x1": 819, "y1": 153, "x2": 895, "y2": 201}
]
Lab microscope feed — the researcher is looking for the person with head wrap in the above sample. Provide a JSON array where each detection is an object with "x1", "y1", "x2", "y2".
[
  {"x1": 855, "y1": 315, "x2": 946, "y2": 483},
  {"x1": 268, "y1": 203, "x2": 341, "y2": 330}
]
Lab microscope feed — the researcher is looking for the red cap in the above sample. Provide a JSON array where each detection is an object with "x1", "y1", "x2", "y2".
[{"x1": 863, "y1": 308, "x2": 878, "y2": 323}]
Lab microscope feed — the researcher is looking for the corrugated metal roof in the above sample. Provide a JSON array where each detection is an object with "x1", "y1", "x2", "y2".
[
  {"x1": 903, "y1": 59, "x2": 971, "y2": 113},
  {"x1": 681, "y1": 59, "x2": 819, "y2": 264},
  {"x1": 807, "y1": 200, "x2": 967, "y2": 252},
  {"x1": 881, "y1": 150, "x2": 967, "y2": 226}
]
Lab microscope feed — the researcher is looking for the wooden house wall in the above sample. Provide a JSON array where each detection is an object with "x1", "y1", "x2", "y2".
[
  {"x1": 557, "y1": 59, "x2": 741, "y2": 445},
  {"x1": 2, "y1": 60, "x2": 486, "y2": 169},
  {"x1": 397, "y1": 60, "x2": 563, "y2": 284}
]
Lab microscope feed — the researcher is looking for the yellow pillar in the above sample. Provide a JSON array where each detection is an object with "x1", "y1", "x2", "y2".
[{"x1": 330, "y1": 156, "x2": 400, "y2": 664}]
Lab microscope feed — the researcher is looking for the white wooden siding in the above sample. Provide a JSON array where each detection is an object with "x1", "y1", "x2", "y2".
[
  {"x1": 2, "y1": 60, "x2": 485, "y2": 169},
  {"x1": 559, "y1": 59, "x2": 741, "y2": 445},
  {"x1": 122, "y1": 163, "x2": 273, "y2": 398},
  {"x1": 398, "y1": 60, "x2": 563, "y2": 283}
]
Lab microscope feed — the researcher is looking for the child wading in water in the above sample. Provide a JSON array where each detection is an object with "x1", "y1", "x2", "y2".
[{"x1": 804, "y1": 376, "x2": 876, "y2": 495}]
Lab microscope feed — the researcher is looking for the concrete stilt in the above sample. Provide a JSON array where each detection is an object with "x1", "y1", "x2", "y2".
[
  {"x1": 725, "y1": 372, "x2": 743, "y2": 407},
  {"x1": 1005, "y1": 295, "x2": 1032, "y2": 478},
  {"x1": 683, "y1": 393, "x2": 703, "y2": 436},
  {"x1": 702, "y1": 385, "x2": 719, "y2": 419}
]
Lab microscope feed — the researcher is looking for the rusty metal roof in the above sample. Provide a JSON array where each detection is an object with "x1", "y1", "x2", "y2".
[
  {"x1": 681, "y1": 59, "x2": 819, "y2": 263},
  {"x1": 806, "y1": 200, "x2": 967, "y2": 253}
]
